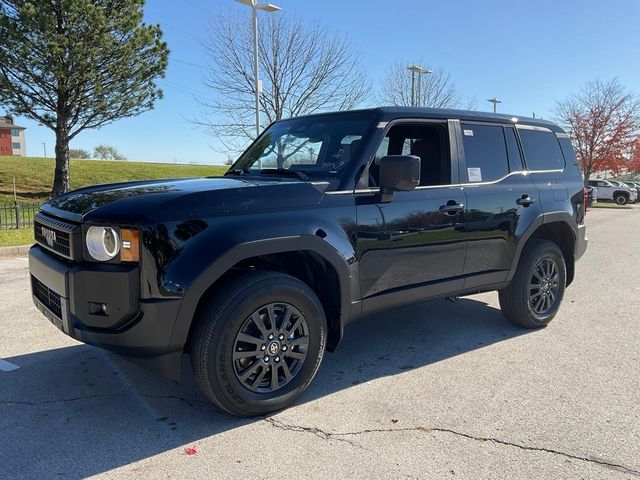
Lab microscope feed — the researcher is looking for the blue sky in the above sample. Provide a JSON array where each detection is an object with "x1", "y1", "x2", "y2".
[{"x1": 15, "y1": 0, "x2": 640, "y2": 164}]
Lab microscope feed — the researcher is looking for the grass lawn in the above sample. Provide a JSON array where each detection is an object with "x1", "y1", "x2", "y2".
[
  {"x1": 0, "y1": 228, "x2": 33, "y2": 248},
  {"x1": 0, "y1": 156, "x2": 228, "y2": 202}
]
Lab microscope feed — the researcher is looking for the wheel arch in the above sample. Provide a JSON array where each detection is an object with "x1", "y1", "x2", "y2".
[
  {"x1": 168, "y1": 236, "x2": 354, "y2": 357},
  {"x1": 507, "y1": 212, "x2": 578, "y2": 287}
]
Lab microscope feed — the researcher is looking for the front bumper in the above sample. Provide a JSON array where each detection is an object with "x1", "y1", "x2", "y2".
[{"x1": 29, "y1": 245, "x2": 183, "y2": 379}]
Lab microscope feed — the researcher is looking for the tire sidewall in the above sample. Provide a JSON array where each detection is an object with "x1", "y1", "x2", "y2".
[{"x1": 208, "y1": 281, "x2": 326, "y2": 416}]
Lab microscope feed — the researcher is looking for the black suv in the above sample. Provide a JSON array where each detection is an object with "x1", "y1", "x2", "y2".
[{"x1": 28, "y1": 107, "x2": 587, "y2": 417}]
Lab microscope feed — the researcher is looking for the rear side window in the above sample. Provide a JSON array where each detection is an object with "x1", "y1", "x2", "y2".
[
  {"x1": 461, "y1": 123, "x2": 509, "y2": 182},
  {"x1": 518, "y1": 128, "x2": 565, "y2": 170}
]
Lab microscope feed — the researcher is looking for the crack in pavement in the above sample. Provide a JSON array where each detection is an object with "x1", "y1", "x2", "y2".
[
  {"x1": 264, "y1": 418, "x2": 362, "y2": 447},
  {"x1": 265, "y1": 418, "x2": 640, "y2": 477}
]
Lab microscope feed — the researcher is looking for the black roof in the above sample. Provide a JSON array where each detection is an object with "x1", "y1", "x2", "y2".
[{"x1": 288, "y1": 106, "x2": 564, "y2": 132}]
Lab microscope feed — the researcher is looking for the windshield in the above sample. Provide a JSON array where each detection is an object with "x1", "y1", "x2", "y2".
[{"x1": 229, "y1": 112, "x2": 374, "y2": 179}]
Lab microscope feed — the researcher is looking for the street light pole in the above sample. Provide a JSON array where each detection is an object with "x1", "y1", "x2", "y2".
[
  {"x1": 487, "y1": 97, "x2": 502, "y2": 113},
  {"x1": 235, "y1": 0, "x2": 281, "y2": 138},
  {"x1": 416, "y1": 69, "x2": 432, "y2": 107},
  {"x1": 407, "y1": 65, "x2": 432, "y2": 107},
  {"x1": 251, "y1": 5, "x2": 260, "y2": 138},
  {"x1": 410, "y1": 71, "x2": 416, "y2": 107}
]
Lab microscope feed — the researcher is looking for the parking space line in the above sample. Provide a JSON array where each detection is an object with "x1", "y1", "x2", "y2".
[{"x1": 0, "y1": 359, "x2": 20, "y2": 372}]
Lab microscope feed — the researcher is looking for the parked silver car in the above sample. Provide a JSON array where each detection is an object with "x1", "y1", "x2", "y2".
[{"x1": 588, "y1": 179, "x2": 637, "y2": 205}]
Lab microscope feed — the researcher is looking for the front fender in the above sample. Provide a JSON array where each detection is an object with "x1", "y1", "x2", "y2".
[{"x1": 165, "y1": 234, "x2": 355, "y2": 354}]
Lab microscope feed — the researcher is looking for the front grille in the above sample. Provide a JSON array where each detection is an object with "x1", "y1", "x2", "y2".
[
  {"x1": 34, "y1": 213, "x2": 78, "y2": 260},
  {"x1": 32, "y1": 276, "x2": 63, "y2": 319}
]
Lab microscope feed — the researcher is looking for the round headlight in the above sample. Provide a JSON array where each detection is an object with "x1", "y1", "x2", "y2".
[{"x1": 86, "y1": 226, "x2": 120, "y2": 261}]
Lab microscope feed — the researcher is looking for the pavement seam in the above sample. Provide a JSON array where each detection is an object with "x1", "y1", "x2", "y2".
[{"x1": 265, "y1": 418, "x2": 640, "y2": 477}]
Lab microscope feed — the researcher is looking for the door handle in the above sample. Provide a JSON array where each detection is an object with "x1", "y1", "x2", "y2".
[
  {"x1": 516, "y1": 195, "x2": 536, "y2": 207},
  {"x1": 439, "y1": 201, "x2": 465, "y2": 215}
]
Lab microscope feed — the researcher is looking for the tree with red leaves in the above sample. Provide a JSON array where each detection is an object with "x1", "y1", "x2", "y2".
[
  {"x1": 630, "y1": 138, "x2": 640, "y2": 176},
  {"x1": 555, "y1": 79, "x2": 640, "y2": 183}
]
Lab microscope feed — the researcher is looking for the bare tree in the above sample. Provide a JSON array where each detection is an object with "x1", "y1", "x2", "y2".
[
  {"x1": 378, "y1": 60, "x2": 474, "y2": 109},
  {"x1": 554, "y1": 78, "x2": 640, "y2": 182},
  {"x1": 93, "y1": 145, "x2": 126, "y2": 161},
  {"x1": 197, "y1": 13, "x2": 369, "y2": 152}
]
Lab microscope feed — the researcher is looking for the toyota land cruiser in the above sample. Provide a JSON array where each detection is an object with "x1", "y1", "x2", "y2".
[{"x1": 28, "y1": 107, "x2": 588, "y2": 416}]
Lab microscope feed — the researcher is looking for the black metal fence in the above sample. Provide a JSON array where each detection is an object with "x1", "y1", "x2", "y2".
[{"x1": 0, "y1": 202, "x2": 40, "y2": 229}]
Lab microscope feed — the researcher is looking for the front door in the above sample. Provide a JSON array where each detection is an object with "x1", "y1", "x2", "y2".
[{"x1": 356, "y1": 120, "x2": 468, "y2": 312}]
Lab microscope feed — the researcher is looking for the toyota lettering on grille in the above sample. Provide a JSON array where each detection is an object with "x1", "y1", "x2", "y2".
[{"x1": 41, "y1": 226, "x2": 57, "y2": 247}]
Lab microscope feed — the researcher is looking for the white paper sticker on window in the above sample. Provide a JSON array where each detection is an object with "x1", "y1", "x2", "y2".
[
  {"x1": 463, "y1": 129, "x2": 474, "y2": 136},
  {"x1": 467, "y1": 167, "x2": 482, "y2": 182}
]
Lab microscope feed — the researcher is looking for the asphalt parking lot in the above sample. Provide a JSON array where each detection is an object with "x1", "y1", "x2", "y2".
[{"x1": 1, "y1": 206, "x2": 639, "y2": 480}]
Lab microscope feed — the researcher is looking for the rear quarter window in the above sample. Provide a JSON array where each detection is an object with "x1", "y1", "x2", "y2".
[
  {"x1": 557, "y1": 136, "x2": 584, "y2": 181},
  {"x1": 518, "y1": 128, "x2": 565, "y2": 171}
]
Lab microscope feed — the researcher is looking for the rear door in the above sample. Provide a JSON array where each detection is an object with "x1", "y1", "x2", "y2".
[{"x1": 459, "y1": 122, "x2": 543, "y2": 288}]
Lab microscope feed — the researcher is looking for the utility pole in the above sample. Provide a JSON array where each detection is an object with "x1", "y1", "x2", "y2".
[
  {"x1": 42, "y1": 142, "x2": 47, "y2": 158},
  {"x1": 487, "y1": 97, "x2": 502, "y2": 113}
]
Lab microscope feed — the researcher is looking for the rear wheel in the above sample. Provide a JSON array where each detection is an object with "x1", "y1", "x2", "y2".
[
  {"x1": 499, "y1": 240, "x2": 566, "y2": 328},
  {"x1": 190, "y1": 271, "x2": 327, "y2": 417}
]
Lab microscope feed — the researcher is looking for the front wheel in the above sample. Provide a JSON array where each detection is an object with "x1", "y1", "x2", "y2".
[
  {"x1": 190, "y1": 271, "x2": 327, "y2": 417},
  {"x1": 499, "y1": 240, "x2": 566, "y2": 328}
]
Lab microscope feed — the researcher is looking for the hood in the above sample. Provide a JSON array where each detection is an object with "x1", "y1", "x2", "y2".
[{"x1": 41, "y1": 176, "x2": 328, "y2": 223}]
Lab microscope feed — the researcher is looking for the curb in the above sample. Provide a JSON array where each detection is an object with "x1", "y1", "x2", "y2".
[{"x1": 0, "y1": 244, "x2": 32, "y2": 258}]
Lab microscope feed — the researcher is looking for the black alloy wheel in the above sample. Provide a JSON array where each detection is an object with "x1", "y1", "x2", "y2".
[
  {"x1": 232, "y1": 303, "x2": 309, "y2": 393},
  {"x1": 528, "y1": 257, "x2": 560, "y2": 316}
]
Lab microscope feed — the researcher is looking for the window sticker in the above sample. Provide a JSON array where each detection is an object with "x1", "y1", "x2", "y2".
[
  {"x1": 467, "y1": 167, "x2": 482, "y2": 182},
  {"x1": 463, "y1": 129, "x2": 474, "y2": 136}
]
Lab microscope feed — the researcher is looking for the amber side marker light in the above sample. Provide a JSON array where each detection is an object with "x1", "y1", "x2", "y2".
[{"x1": 120, "y1": 228, "x2": 140, "y2": 262}]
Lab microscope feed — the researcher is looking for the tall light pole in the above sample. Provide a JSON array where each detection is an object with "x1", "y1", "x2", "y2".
[
  {"x1": 487, "y1": 97, "x2": 502, "y2": 113},
  {"x1": 407, "y1": 65, "x2": 432, "y2": 107},
  {"x1": 416, "y1": 69, "x2": 432, "y2": 107},
  {"x1": 42, "y1": 142, "x2": 46, "y2": 158},
  {"x1": 235, "y1": 0, "x2": 281, "y2": 138}
]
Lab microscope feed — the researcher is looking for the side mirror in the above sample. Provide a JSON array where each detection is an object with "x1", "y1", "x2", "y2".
[{"x1": 378, "y1": 155, "x2": 421, "y2": 202}]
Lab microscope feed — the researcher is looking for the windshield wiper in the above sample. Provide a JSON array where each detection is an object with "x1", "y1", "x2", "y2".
[{"x1": 259, "y1": 168, "x2": 309, "y2": 181}]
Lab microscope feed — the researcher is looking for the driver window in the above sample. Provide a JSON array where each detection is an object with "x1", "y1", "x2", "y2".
[{"x1": 370, "y1": 123, "x2": 451, "y2": 187}]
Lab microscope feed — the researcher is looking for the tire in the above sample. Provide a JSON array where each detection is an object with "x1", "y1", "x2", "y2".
[
  {"x1": 499, "y1": 240, "x2": 566, "y2": 329},
  {"x1": 190, "y1": 271, "x2": 327, "y2": 417},
  {"x1": 614, "y1": 193, "x2": 628, "y2": 205}
]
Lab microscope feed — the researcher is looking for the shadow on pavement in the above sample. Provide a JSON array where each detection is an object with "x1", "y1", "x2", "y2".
[{"x1": 0, "y1": 296, "x2": 527, "y2": 478}]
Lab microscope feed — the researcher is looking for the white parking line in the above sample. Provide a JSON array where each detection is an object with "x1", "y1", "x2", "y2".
[{"x1": 0, "y1": 359, "x2": 20, "y2": 372}]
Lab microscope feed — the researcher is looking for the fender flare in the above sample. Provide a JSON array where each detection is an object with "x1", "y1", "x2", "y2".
[
  {"x1": 166, "y1": 235, "x2": 354, "y2": 353},
  {"x1": 505, "y1": 212, "x2": 578, "y2": 282}
]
